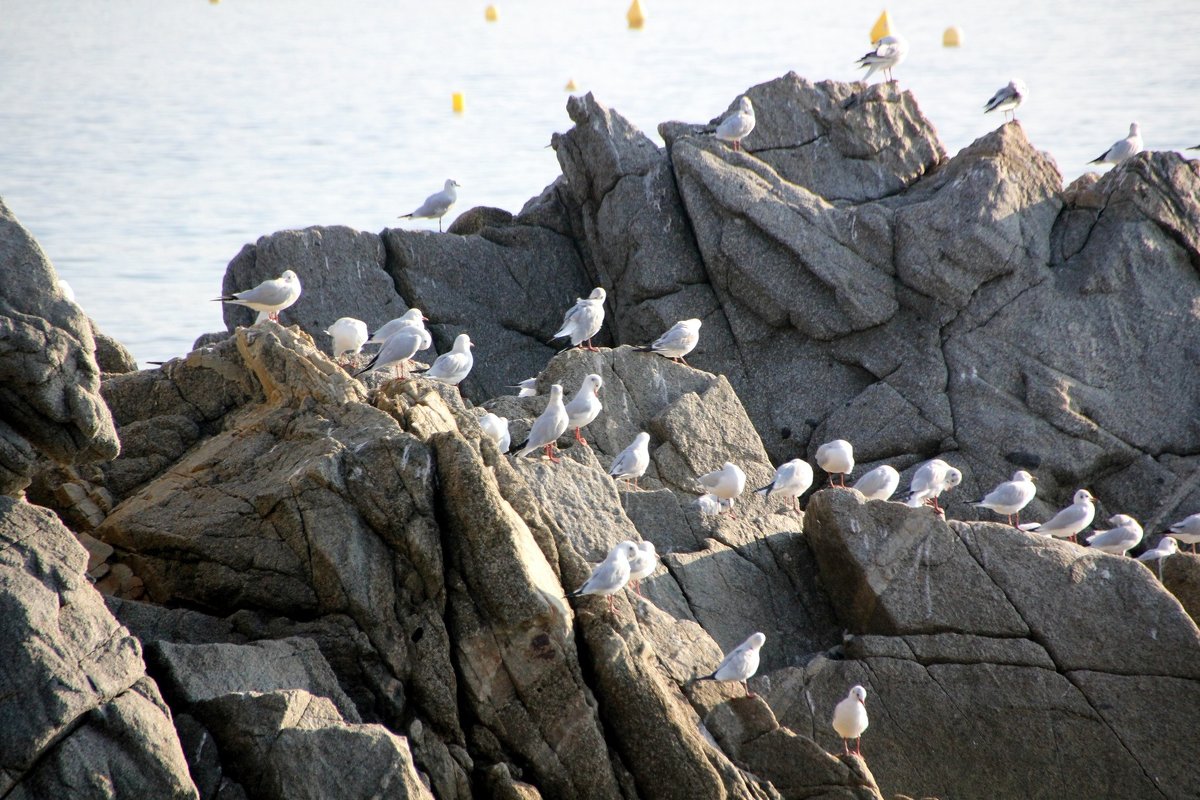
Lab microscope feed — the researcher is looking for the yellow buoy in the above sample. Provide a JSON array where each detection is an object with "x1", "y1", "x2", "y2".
[
  {"x1": 869, "y1": 10, "x2": 891, "y2": 42},
  {"x1": 484, "y1": 5, "x2": 498, "y2": 22},
  {"x1": 565, "y1": 78, "x2": 578, "y2": 92},
  {"x1": 452, "y1": 92, "x2": 465, "y2": 113},
  {"x1": 627, "y1": 0, "x2": 645, "y2": 29},
  {"x1": 942, "y1": 26, "x2": 963, "y2": 47}
]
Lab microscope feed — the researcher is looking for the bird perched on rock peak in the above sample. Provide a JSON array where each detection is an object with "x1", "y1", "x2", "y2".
[
  {"x1": 416, "y1": 332, "x2": 474, "y2": 385},
  {"x1": 215, "y1": 270, "x2": 301, "y2": 323},
  {"x1": 715, "y1": 96, "x2": 755, "y2": 152},
  {"x1": 1090, "y1": 123, "x2": 1142, "y2": 166},
  {"x1": 635, "y1": 318, "x2": 701, "y2": 364},
  {"x1": 857, "y1": 34, "x2": 908, "y2": 83},
  {"x1": 983, "y1": 78, "x2": 1027, "y2": 122},
  {"x1": 904, "y1": 459, "x2": 962, "y2": 513}
]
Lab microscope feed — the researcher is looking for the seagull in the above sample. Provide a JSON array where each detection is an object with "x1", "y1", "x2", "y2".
[
  {"x1": 511, "y1": 378, "x2": 538, "y2": 397},
  {"x1": 478, "y1": 412, "x2": 511, "y2": 452},
  {"x1": 58, "y1": 279, "x2": 76, "y2": 303},
  {"x1": 416, "y1": 333, "x2": 474, "y2": 385},
  {"x1": 1137, "y1": 536, "x2": 1179, "y2": 580},
  {"x1": 695, "y1": 494, "x2": 723, "y2": 515},
  {"x1": 1086, "y1": 514, "x2": 1144, "y2": 556},
  {"x1": 1167, "y1": 513, "x2": 1200, "y2": 554},
  {"x1": 832, "y1": 685, "x2": 869, "y2": 756},
  {"x1": 816, "y1": 440, "x2": 854, "y2": 487},
  {"x1": 903, "y1": 459, "x2": 962, "y2": 513},
  {"x1": 516, "y1": 384, "x2": 569, "y2": 463},
  {"x1": 697, "y1": 462, "x2": 747, "y2": 516},
  {"x1": 695, "y1": 632, "x2": 766, "y2": 697},
  {"x1": 399, "y1": 179, "x2": 460, "y2": 232},
  {"x1": 983, "y1": 79, "x2": 1027, "y2": 122},
  {"x1": 852, "y1": 465, "x2": 900, "y2": 501},
  {"x1": 635, "y1": 318, "x2": 702, "y2": 364},
  {"x1": 610, "y1": 432, "x2": 651, "y2": 488},
  {"x1": 325, "y1": 317, "x2": 368, "y2": 360},
  {"x1": 568, "y1": 541, "x2": 639, "y2": 613},
  {"x1": 973, "y1": 470, "x2": 1037, "y2": 526},
  {"x1": 627, "y1": 541, "x2": 659, "y2": 597},
  {"x1": 369, "y1": 309, "x2": 432, "y2": 350},
  {"x1": 1021, "y1": 489, "x2": 1095, "y2": 543},
  {"x1": 857, "y1": 34, "x2": 909, "y2": 83},
  {"x1": 715, "y1": 96, "x2": 755, "y2": 152},
  {"x1": 564, "y1": 374, "x2": 603, "y2": 446},
  {"x1": 552, "y1": 288, "x2": 606, "y2": 351},
  {"x1": 754, "y1": 459, "x2": 814, "y2": 512},
  {"x1": 1090, "y1": 123, "x2": 1143, "y2": 165},
  {"x1": 353, "y1": 326, "x2": 423, "y2": 379},
  {"x1": 215, "y1": 270, "x2": 301, "y2": 322}
]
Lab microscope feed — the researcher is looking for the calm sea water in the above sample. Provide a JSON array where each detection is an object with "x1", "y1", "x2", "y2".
[{"x1": 2, "y1": 0, "x2": 1198, "y2": 364}]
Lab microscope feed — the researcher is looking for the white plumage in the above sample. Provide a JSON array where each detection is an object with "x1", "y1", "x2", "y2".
[
  {"x1": 369, "y1": 309, "x2": 432, "y2": 350},
  {"x1": 973, "y1": 470, "x2": 1037, "y2": 525},
  {"x1": 216, "y1": 270, "x2": 302, "y2": 321},
  {"x1": 1023, "y1": 489, "x2": 1095, "y2": 542},
  {"x1": 852, "y1": 465, "x2": 900, "y2": 501},
  {"x1": 420, "y1": 333, "x2": 474, "y2": 385},
  {"x1": 1167, "y1": 513, "x2": 1200, "y2": 553},
  {"x1": 699, "y1": 632, "x2": 766, "y2": 697},
  {"x1": 816, "y1": 439, "x2": 855, "y2": 486},
  {"x1": 478, "y1": 412, "x2": 511, "y2": 453},
  {"x1": 564, "y1": 374, "x2": 603, "y2": 445},
  {"x1": 904, "y1": 459, "x2": 962, "y2": 512},
  {"x1": 627, "y1": 541, "x2": 659, "y2": 596},
  {"x1": 325, "y1": 317, "x2": 368, "y2": 359},
  {"x1": 983, "y1": 79, "x2": 1027, "y2": 120},
  {"x1": 516, "y1": 384, "x2": 569, "y2": 462},
  {"x1": 857, "y1": 34, "x2": 909, "y2": 82},
  {"x1": 553, "y1": 288, "x2": 606, "y2": 350},
  {"x1": 831, "y1": 685, "x2": 869, "y2": 755},
  {"x1": 715, "y1": 96, "x2": 755, "y2": 151},
  {"x1": 1090, "y1": 123, "x2": 1143, "y2": 165},
  {"x1": 638, "y1": 318, "x2": 701, "y2": 363},
  {"x1": 354, "y1": 327, "x2": 423, "y2": 378},
  {"x1": 569, "y1": 541, "x2": 638, "y2": 613},
  {"x1": 399, "y1": 179, "x2": 460, "y2": 231},
  {"x1": 1086, "y1": 514, "x2": 1144, "y2": 556},
  {"x1": 610, "y1": 432, "x2": 651, "y2": 486},
  {"x1": 755, "y1": 459, "x2": 814, "y2": 512}
]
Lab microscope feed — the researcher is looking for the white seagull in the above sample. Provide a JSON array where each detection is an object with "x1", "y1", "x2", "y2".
[
  {"x1": 353, "y1": 326, "x2": 424, "y2": 379},
  {"x1": 983, "y1": 79, "x2": 1027, "y2": 121},
  {"x1": 1166, "y1": 513, "x2": 1200, "y2": 554},
  {"x1": 832, "y1": 685, "x2": 869, "y2": 756},
  {"x1": 857, "y1": 34, "x2": 909, "y2": 83},
  {"x1": 697, "y1": 462, "x2": 747, "y2": 516},
  {"x1": 852, "y1": 465, "x2": 900, "y2": 501},
  {"x1": 696, "y1": 632, "x2": 766, "y2": 697},
  {"x1": 904, "y1": 459, "x2": 963, "y2": 513},
  {"x1": 715, "y1": 96, "x2": 756, "y2": 152},
  {"x1": 568, "y1": 540, "x2": 638, "y2": 613},
  {"x1": 1137, "y1": 536, "x2": 1179, "y2": 580},
  {"x1": 369, "y1": 309, "x2": 432, "y2": 350},
  {"x1": 973, "y1": 470, "x2": 1037, "y2": 526},
  {"x1": 215, "y1": 270, "x2": 301, "y2": 322},
  {"x1": 754, "y1": 458, "x2": 814, "y2": 512},
  {"x1": 552, "y1": 288, "x2": 606, "y2": 351},
  {"x1": 325, "y1": 317, "x2": 368, "y2": 360},
  {"x1": 516, "y1": 384, "x2": 569, "y2": 463},
  {"x1": 1022, "y1": 489, "x2": 1095, "y2": 542},
  {"x1": 1090, "y1": 123, "x2": 1143, "y2": 166},
  {"x1": 816, "y1": 440, "x2": 855, "y2": 487},
  {"x1": 478, "y1": 412, "x2": 511, "y2": 452},
  {"x1": 1086, "y1": 514, "x2": 1144, "y2": 556},
  {"x1": 564, "y1": 374, "x2": 603, "y2": 446},
  {"x1": 627, "y1": 541, "x2": 659, "y2": 597},
  {"x1": 695, "y1": 494, "x2": 723, "y2": 516},
  {"x1": 417, "y1": 332, "x2": 474, "y2": 385},
  {"x1": 635, "y1": 318, "x2": 702, "y2": 364},
  {"x1": 610, "y1": 432, "x2": 651, "y2": 487},
  {"x1": 512, "y1": 378, "x2": 538, "y2": 397},
  {"x1": 399, "y1": 179, "x2": 460, "y2": 232}
]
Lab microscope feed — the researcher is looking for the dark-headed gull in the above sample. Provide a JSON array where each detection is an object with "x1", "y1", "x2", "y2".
[
  {"x1": 215, "y1": 270, "x2": 301, "y2": 322},
  {"x1": 399, "y1": 179, "x2": 460, "y2": 232},
  {"x1": 832, "y1": 685, "x2": 869, "y2": 756}
]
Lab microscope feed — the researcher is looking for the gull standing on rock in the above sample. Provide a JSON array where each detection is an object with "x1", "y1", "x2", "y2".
[
  {"x1": 904, "y1": 459, "x2": 962, "y2": 513},
  {"x1": 478, "y1": 412, "x2": 511, "y2": 452},
  {"x1": 215, "y1": 270, "x2": 301, "y2": 322},
  {"x1": 755, "y1": 459, "x2": 814, "y2": 512},
  {"x1": 635, "y1": 318, "x2": 702, "y2": 364},
  {"x1": 353, "y1": 326, "x2": 424, "y2": 379},
  {"x1": 512, "y1": 378, "x2": 538, "y2": 397},
  {"x1": 696, "y1": 632, "x2": 766, "y2": 697},
  {"x1": 1137, "y1": 536, "x2": 1179, "y2": 580},
  {"x1": 697, "y1": 462, "x2": 747, "y2": 516},
  {"x1": 1086, "y1": 514, "x2": 1144, "y2": 556},
  {"x1": 1021, "y1": 489, "x2": 1095, "y2": 543},
  {"x1": 399, "y1": 179, "x2": 460, "y2": 232},
  {"x1": 857, "y1": 34, "x2": 909, "y2": 83},
  {"x1": 568, "y1": 541, "x2": 638, "y2": 614},
  {"x1": 627, "y1": 541, "x2": 659, "y2": 597},
  {"x1": 695, "y1": 494, "x2": 723, "y2": 516},
  {"x1": 816, "y1": 440, "x2": 855, "y2": 487},
  {"x1": 983, "y1": 79, "x2": 1027, "y2": 121},
  {"x1": 516, "y1": 384, "x2": 569, "y2": 463},
  {"x1": 369, "y1": 309, "x2": 432, "y2": 351},
  {"x1": 610, "y1": 432, "x2": 651, "y2": 488},
  {"x1": 417, "y1": 333, "x2": 474, "y2": 385},
  {"x1": 715, "y1": 96, "x2": 755, "y2": 152},
  {"x1": 325, "y1": 317, "x2": 368, "y2": 360},
  {"x1": 564, "y1": 374, "x2": 603, "y2": 446},
  {"x1": 852, "y1": 465, "x2": 900, "y2": 501},
  {"x1": 1166, "y1": 513, "x2": 1200, "y2": 553},
  {"x1": 832, "y1": 686, "x2": 869, "y2": 756},
  {"x1": 553, "y1": 288, "x2": 606, "y2": 352},
  {"x1": 972, "y1": 470, "x2": 1037, "y2": 526},
  {"x1": 1090, "y1": 123, "x2": 1143, "y2": 166}
]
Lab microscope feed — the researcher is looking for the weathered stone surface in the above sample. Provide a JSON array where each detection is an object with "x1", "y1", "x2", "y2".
[
  {"x1": 1163, "y1": 552, "x2": 1200, "y2": 623},
  {"x1": 0, "y1": 497, "x2": 196, "y2": 798},
  {"x1": 0, "y1": 199, "x2": 119, "y2": 495},
  {"x1": 92, "y1": 325, "x2": 139, "y2": 374}
]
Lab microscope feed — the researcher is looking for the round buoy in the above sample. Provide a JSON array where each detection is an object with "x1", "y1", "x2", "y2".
[
  {"x1": 565, "y1": 78, "x2": 578, "y2": 92},
  {"x1": 942, "y1": 26, "x2": 963, "y2": 47},
  {"x1": 485, "y1": 5, "x2": 498, "y2": 22},
  {"x1": 870, "y1": 10, "x2": 891, "y2": 42},
  {"x1": 452, "y1": 92, "x2": 465, "y2": 113},
  {"x1": 627, "y1": 0, "x2": 645, "y2": 29}
]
